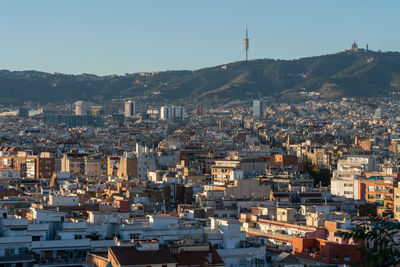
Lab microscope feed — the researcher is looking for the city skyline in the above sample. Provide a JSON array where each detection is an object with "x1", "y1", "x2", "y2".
[
  {"x1": 0, "y1": 0, "x2": 399, "y2": 75},
  {"x1": 0, "y1": 1, "x2": 399, "y2": 266}
]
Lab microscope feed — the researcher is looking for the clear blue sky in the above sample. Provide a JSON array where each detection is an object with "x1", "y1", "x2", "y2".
[{"x1": 0, "y1": 0, "x2": 399, "y2": 75}]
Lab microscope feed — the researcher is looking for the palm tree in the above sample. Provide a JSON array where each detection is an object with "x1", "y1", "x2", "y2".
[{"x1": 340, "y1": 216, "x2": 400, "y2": 266}]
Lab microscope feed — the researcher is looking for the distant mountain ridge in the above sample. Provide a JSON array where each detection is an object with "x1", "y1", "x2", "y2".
[{"x1": 1, "y1": 50, "x2": 400, "y2": 104}]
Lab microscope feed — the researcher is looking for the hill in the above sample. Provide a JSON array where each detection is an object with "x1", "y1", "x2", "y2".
[{"x1": 1, "y1": 50, "x2": 399, "y2": 104}]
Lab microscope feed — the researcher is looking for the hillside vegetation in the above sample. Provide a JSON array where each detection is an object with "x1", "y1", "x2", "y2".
[{"x1": 0, "y1": 50, "x2": 399, "y2": 104}]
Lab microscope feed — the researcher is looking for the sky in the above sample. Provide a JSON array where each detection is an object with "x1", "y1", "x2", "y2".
[{"x1": 0, "y1": 0, "x2": 399, "y2": 75}]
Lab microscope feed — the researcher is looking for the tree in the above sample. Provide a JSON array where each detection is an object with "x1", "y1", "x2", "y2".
[
  {"x1": 302, "y1": 159, "x2": 331, "y2": 186},
  {"x1": 340, "y1": 216, "x2": 400, "y2": 266}
]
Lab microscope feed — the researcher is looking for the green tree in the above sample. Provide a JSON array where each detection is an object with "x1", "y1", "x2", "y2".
[
  {"x1": 340, "y1": 216, "x2": 400, "y2": 266},
  {"x1": 302, "y1": 159, "x2": 331, "y2": 186}
]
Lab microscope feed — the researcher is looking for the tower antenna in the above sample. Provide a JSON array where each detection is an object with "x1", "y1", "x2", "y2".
[{"x1": 244, "y1": 23, "x2": 249, "y2": 61}]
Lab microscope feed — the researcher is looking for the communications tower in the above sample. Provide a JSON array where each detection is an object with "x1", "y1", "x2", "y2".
[{"x1": 244, "y1": 24, "x2": 249, "y2": 61}]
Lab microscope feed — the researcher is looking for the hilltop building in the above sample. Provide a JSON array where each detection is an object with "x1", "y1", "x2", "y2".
[{"x1": 351, "y1": 41, "x2": 358, "y2": 52}]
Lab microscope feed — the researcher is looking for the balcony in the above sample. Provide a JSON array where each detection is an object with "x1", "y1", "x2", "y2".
[
  {"x1": 370, "y1": 188, "x2": 393, "y2": 193},
  {"x1": 0, "y1": 254, "x2": 35, "y2": 264},
  {"x1": 38, "y1": 257, "x2": 85, "y2": 266}
]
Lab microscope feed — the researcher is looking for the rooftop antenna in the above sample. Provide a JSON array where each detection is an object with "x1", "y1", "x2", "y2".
[{"x1": 244, "y1": 23, "x2": 249, "y2": 61}]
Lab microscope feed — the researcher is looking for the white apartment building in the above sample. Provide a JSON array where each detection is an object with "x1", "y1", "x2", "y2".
[
  {"x1": 205, "y1": 218, "x2": 266, "y2": 266},
  {"x1": 331, "y1": 155, "x2": 379, "y2": 199},
  {"x1": 48, "y1": 194, "x2": 79, "y2": 206}
]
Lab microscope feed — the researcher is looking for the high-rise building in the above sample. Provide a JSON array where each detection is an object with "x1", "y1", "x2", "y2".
[
  {"x1": 375, "y1": 105, "x2": 385, "y2": 118},
  {"x1": 160, "y1": 106, "x2": 169, "y2": 120},
  {"x1": 196, "y1": 103, "x2": 206, "y2": 116},
  {"x1": 253, "y1": 100, "x2": 263, "y2": 119},
  {"x1": 172, "y1": 106, "x2": 185, "y2": 122},
  {"x1": 75, "y1": 101, "x2": 88, "y2": 115},
  {"x1": 160, "y1": 106, "x2": 185, "y2": 121},
  {"x1": 124, "y1": 101, "x2": 136, "y2": 117}
]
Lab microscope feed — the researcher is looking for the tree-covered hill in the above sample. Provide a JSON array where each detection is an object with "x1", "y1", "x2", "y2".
[{"x1": 1, "y1": 50, "x2": 399, "y2": 104}]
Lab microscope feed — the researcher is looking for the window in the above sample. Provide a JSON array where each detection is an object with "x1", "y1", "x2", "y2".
[
  {"x1": 214, "y1": 244, "x2": 222, "y2": 249},
  {"x1": 32, "y1": 236, "x2": 41, "y2": 241},
  {"x1": 332, "y1": 255, "x2": 339, "y2": 260},
  {"x1": 344, "y1": 255, "x2": 351, "y2": 261},
  {"x1": 129, "y1": 233, "x2": 140, "y2": 239},
  {"x1": 322, "y1": 253, "x2": 326, "y2": 259},
  {"x1": 5, "y1": 248, "x2": 15, "y2": 256},
  {"x1": 368, "y1": 186, "x2": 375, "y2": 191},
  {"x1": 75, "y1": 234, "x2": 82, "y2": 240},
  {"x1": 239, "y1": 257, "x2": 247, "y2": 267},
  {"x1": 19, "y1": 248, "x2": 28, "y2": 255}
]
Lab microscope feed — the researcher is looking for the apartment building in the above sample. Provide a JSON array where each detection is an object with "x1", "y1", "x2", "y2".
[{"x1": 331, "y1": 155, "x2": 379, "y2": 199}]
